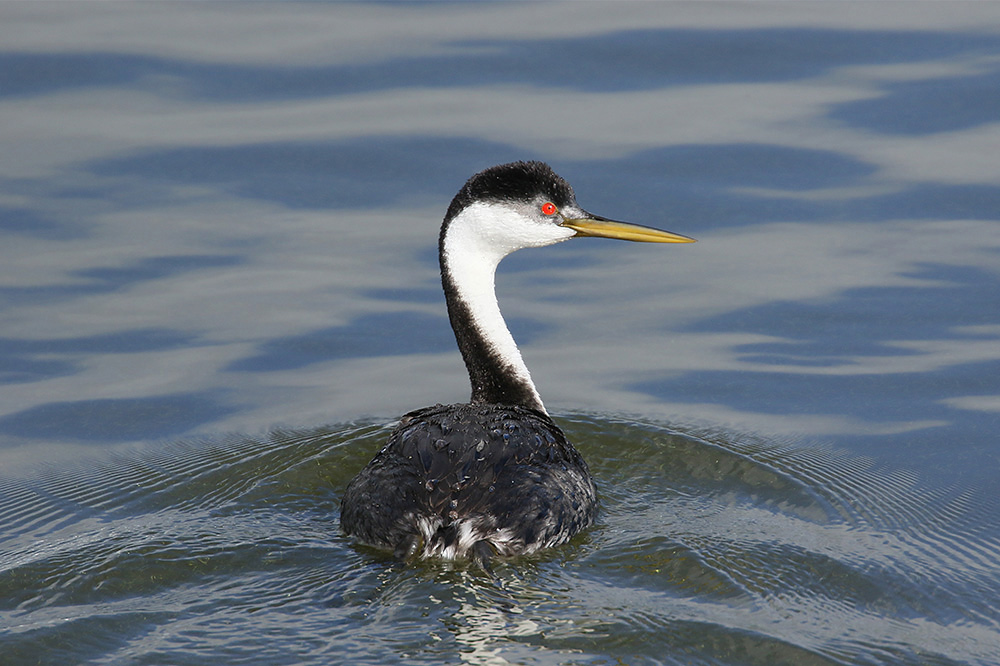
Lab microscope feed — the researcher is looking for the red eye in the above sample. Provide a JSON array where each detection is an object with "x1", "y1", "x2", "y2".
[{"x1": 541, "y1": 202, "x2": 558, "y2": 216}]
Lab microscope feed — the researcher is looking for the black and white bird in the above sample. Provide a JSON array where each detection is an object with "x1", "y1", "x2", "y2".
[{"x1": 341, "y1": 161, "x2": 694, "y2": 565}]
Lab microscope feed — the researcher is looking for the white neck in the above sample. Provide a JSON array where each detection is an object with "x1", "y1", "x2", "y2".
[{"x1": 440, "y1": 202, "x2": 575, "y2": 412}]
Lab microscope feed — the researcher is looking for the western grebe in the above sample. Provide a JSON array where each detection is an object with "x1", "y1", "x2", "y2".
[{"x1": 341, "y1": 161, "x2": 694, "y2": 565}]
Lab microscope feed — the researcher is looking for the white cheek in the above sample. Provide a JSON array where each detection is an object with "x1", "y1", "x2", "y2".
[{"x1": 452, "y1": 202, "x2": 575, "y2": 260}]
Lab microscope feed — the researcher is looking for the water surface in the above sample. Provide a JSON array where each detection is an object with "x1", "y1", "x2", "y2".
[
  {"x1": 4, "y1": 417, "x2": 998, "y2": 665},
  {"x1": 1, "y1": 3, "x2": 999, "y2": 665}
]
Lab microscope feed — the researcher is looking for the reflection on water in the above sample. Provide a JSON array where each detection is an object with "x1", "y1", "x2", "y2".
[
  {"x1": 2, "y1": 2, "x2": 1000, "y2": 664},
  {"x1": 1, "y1": 417, "x2": 997, "y2": 665}
]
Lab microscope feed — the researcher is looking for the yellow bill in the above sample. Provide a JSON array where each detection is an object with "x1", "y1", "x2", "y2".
[{"x1": 561, "y1": 217, "x2": 696, "y2": 244}]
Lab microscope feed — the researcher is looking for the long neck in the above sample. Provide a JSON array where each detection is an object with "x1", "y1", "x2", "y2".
[{"x1": 439, "y1": 213, "x2": 546, "y2": 412}]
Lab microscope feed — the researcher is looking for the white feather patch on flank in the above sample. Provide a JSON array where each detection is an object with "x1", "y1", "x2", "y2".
[{"x1": 414, "y1": 514, "x2": 524, "y2": 559}]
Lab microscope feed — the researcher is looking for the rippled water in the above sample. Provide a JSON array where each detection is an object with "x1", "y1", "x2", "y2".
[
  {"x1": 2, "y1": 3, "x2": 1000, "y2": 665},
  {"x1": 3, "y1": 417, "x2": 998, "y2": 665}
]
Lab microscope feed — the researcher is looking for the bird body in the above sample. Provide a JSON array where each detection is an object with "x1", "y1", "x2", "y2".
[
  {"x1": 341, "y1": 161, "x2": 693, "y2": 564},
  {"x1": 340, "y1": 402, "x2": 595, "y2": 561}
]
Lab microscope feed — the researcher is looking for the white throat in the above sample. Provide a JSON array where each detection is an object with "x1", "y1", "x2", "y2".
[{"x1": 441, "y1": 202, "x2": 575, "y2": 412}]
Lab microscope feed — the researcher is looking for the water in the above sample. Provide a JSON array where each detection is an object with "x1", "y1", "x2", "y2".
[
  {"x1": 3, "y1": 419, "x2": 997, "y2": 664},
  {"x1": 1, "y1": 3, "x2": 999, "y2": 665}
]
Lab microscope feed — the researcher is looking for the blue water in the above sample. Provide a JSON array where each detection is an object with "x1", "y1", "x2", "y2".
[{"x1": 1, "y1": 3, "x2": 999, "y2": 665}]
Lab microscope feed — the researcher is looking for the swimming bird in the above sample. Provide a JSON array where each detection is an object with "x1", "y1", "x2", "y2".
[{"x1": 340, "y1": 161, "x2": 694, "y2": 565}]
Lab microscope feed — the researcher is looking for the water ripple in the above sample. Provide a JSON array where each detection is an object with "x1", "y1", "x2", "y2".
[{"x1": 1, "y1": 416, "x2": 997, "y2": 665}]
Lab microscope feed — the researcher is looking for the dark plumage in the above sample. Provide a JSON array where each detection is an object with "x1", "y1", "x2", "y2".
[
  {"x1": 340, "y1": 161, "x2": 693, "y2": 564},
  {"x1": 341, "y1": 403, "x2": 596, "y2": 562},
  {"x1": 443, "y1": 160, "x2": 576, "y2": 223}
]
